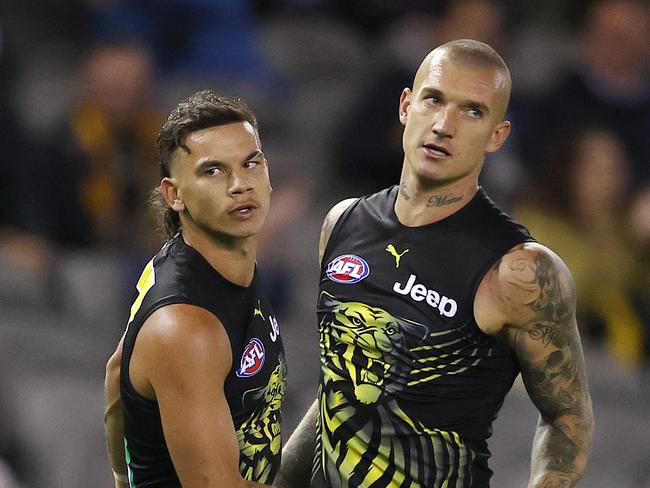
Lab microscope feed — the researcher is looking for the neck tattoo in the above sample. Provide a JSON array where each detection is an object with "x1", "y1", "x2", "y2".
[
  {"x1": 398, "y1": 182, "x2": 411, "y2": 201},
  {"x1": 426, "y1": 193, "x2": 464, "y2": 208}
]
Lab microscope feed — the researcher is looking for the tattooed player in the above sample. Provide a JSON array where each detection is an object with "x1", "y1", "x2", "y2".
[{"x1": 276, "y1": 40, "x2": 594, "y2": 488}]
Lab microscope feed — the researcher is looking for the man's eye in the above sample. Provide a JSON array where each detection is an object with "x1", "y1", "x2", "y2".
[
  {"x1": 205, "y1": 167, "x2": 223, "y2": 176},
  {"x1": 244, "y1": 161, "x2": 259, "y2": 169},
  {"x1": 425, "y1": 96, "x2": 440, "y2": 104},
  {"x1": 468, "y1": 108, "x2": 483, "y2": 118}
]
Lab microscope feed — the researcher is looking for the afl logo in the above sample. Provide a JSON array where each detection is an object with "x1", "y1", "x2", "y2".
[
  {"x1": 326, "y1": 254, "x2": 370, "y2": 284},
  {"x1": 236, "y1": 338, "x2": 265, "y2": 378}
]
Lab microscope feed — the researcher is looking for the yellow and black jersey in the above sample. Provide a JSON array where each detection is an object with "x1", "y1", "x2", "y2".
[
  {"x1": 120, "y1": 235, "x2": 286, "y2": 487},
  {"x1": 314, "y1": 186, "x2": 534, "y2": 488}
]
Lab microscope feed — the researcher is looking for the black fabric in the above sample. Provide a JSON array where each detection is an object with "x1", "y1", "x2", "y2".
[{"x1": 314, "y1": 186, "x2": 534, "y2": 488}]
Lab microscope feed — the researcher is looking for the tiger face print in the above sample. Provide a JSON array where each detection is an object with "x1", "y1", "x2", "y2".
[
  {"x1": 237, "y1": 358, "x2": 287, "y2": 483},
  {"x1": 319, "y1": 294, "x2": 427, "y2": 404},
  {"x1": 315, "y1": 293, "x2": 481, "y2": 488}
]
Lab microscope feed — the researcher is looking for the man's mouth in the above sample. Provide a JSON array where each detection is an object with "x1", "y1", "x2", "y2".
[
  {"x1": 230, "y1": 203, "x2": 257, "y2": 217},
  {"x1": 422, "y1": 143, "x2": 451, "y2": 158}
]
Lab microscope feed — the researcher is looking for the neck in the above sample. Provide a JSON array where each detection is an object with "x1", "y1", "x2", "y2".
[
  {"x1": 395, "y1": 174, "x2": 479, "y2": 227},
  {"x1": 180, "y1": 223, "x2": 257, "y2": 287}
]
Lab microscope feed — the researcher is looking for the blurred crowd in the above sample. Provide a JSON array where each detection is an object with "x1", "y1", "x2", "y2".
[{"x1": 0, "y1": 1, "x2": 649, "y2": 487}]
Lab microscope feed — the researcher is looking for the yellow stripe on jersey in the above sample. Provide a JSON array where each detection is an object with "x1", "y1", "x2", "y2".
[{"x1": 127, "y1": 258, "x2": 156, "y2": 327}]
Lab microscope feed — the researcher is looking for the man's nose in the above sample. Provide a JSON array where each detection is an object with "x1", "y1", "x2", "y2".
[
  {"x1": 228, "y1": 171, "x2": 253, "y2": 195},
  {"x1": 432, "y1": 107, "x2": 455, "y2": 138}
]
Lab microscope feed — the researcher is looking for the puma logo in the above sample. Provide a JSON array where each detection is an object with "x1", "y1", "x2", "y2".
[
  {"x1": 253, "y1": 300, "x2": 265, "y2": 320},
  {"x1": 385, "y1": 244, "x2": 409, "y2": 268}
]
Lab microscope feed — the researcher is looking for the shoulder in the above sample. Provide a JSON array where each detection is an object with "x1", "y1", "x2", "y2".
[
  {"x1": 138, "y1": 304, "x2": 233, "y2": 379},
  {"x1": 323, "y1": 198, "x2": 358, "y2": 227},
  {"x1": 497, "y1": 242, "x2": 574, "y2": 316},
  {"x1": 319, "y1": 198, "x2": 359, "y2": 264},
  {"x1": 476, "y1": 242, "x2": 576, "y2": 335}
]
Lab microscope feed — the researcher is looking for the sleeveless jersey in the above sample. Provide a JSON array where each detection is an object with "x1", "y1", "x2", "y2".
[
  {"x1": 313, "y1": 186, "x2": 534, "y2": 488},
  {"x1": 120, "y1": 235, "x2": 286, "y2": 487}
]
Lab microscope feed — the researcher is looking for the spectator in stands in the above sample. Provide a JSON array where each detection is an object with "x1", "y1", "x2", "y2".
[
  {"x1": 628, "y1": 187, "x2": 650, "y2": 366},
  {"x1": 29, "y1": 40, "x2": 162, "y2": 251},
  {"x1": 88, "y1": 0, "x2": 279, "y2": 94},
  {"x1": 513, "y1": 127, "x2": 647, "y2": 368},
  {"x1": 519, "y1": 0, "x2": 650, "y2": 187},
  {"x1": 0, "y1": 18, "x2": 54, "y2": 274}
]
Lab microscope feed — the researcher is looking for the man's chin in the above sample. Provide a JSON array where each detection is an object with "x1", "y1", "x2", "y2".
[{"x1": 200, "y1": 223, "x2": 263, "y2": 243}]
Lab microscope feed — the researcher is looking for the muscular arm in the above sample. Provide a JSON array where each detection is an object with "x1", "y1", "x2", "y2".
[
  {"x1": 132, "y1": 304, "x2": 273, "y2": 488},
  {"x1": 275, "y1": 199, "x2": 356, "y2": 488},
  {"x1": 484, "y1": 244, "x2": 594, "y2": 487},
  {"x1": 104, "y1": 339, "x2": 128, "y2": 488}
]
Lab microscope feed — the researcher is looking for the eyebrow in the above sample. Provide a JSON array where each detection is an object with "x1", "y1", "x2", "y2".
[
  {"x1": 195, "y1": 150, "x2": 264, "y2": 173},
  {"x1": 420, "y1": 87, "x2": 490, "y2": 115}
]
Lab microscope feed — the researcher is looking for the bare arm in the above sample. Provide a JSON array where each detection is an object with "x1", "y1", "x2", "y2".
[
  {"x1": 483, "y1": 243, "x2": 594, "y2": 487},
  {"x1": 132, "y1": 304, "x2": 272, "y2": 488},
  {"x1": 275, "y1": 401, "x2": 318, "y2": 488},
  {"x1": 104, "y1": 339, "x2": 128, "y2": 488}
]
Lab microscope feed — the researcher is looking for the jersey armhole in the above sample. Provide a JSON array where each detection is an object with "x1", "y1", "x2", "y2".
[{"x1": 468, "y1": 237, "x2": 536, "y2": 342}]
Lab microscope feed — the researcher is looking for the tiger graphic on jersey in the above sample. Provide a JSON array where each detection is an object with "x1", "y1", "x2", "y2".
[
  {"x1": 315, "y1": 293, "x2": 486, "y2": 488},
  {"x1": 237, "y1": 357, "x2": 287, "y2": 483}
]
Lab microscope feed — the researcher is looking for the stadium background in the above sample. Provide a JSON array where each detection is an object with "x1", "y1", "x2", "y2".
[{"x1": 0, "y1": 0, "x2": 649, "y2": 486}]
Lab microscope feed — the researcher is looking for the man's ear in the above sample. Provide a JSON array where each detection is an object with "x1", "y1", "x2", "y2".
[
  {"x1": 160, "y1": 177, "x2": 184, "y2": 212},
  {"x1": 398, "y1": 88, "x2": 412, "y2": 127},
  {"x1": 486, "y1": 120, "x2": 512, "y2": 153}
]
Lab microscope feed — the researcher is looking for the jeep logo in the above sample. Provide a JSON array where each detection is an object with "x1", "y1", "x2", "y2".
[{"x1": 393, "y1": 274, "x2": 458, "y2": 317}]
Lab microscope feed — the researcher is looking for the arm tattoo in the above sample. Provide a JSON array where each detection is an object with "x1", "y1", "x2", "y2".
[
  {"x1": 529, "y1": 253, "x2": 574, "y2": 324},
  {"x1": 541, "y1": 479, "x2": 572, "y2": 488},
  {"x1": 518, "y1": 254, "x2": 580, "y2": 416},
  {"x1": 498, "y1": 245, "x2": 593, "y2": 487}
]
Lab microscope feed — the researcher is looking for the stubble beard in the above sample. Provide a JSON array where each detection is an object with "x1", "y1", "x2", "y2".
[{"x1": 182, "y1": 207, "x2": 261, "y2": 249}]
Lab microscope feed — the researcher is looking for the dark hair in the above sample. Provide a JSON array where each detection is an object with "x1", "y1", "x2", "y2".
[{"x1": 151, "y1": 89, "x2": 258, "y2": 238}]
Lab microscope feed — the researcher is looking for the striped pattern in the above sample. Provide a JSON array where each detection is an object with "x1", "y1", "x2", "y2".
[
  {"x1": 315, "y1": 295, "x2": 482, "y2": 487},
  {"x1": 237, "y1": 359, "x2": 287, "y2": 483}
]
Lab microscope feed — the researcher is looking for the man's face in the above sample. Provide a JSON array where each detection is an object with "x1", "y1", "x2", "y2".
[
  {"x1": 167, "y1": 122, "x2": 271, "y2": 240},
  {"x1": 399, "y1": 53, "x2": 510, "y2": 187}
]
